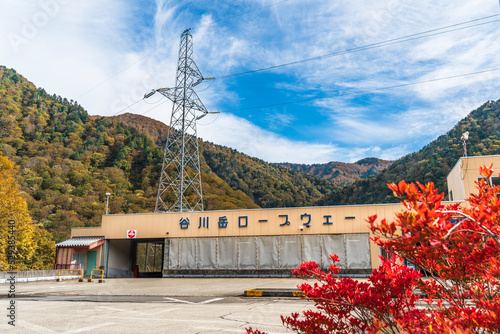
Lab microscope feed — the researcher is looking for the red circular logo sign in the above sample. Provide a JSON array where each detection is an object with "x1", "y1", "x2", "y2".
[{"x1": 127, "y1": 230, "x2": 136, "y2": 239}]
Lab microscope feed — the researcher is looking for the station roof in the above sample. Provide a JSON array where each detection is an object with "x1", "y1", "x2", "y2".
[{"x1": 56, "y1": 237, "x2": 104, "y2": 247}]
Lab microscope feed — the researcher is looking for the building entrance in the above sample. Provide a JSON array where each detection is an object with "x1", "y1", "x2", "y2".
[{"x1": 135, "y1": 240, "x2": 164, "y2": 277}]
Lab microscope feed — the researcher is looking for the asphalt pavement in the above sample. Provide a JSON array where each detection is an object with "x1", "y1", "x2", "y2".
[
  {"x1": 6, "y1": 277, "x2": 310, "y2": 297},
  {"x1": 0, "y1": 277, "x2": 320, "y2": 333}
]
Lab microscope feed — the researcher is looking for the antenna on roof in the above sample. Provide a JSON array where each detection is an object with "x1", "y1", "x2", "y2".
[{"x1": 461, "y1": 131, "x2": 469, "y2": 157}]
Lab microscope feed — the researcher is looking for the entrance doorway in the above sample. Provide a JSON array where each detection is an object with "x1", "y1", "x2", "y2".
[
  {"x1": 135, "y1": 241, "x2": 164, "y2": 278},
  {"x1": 86, "y1": 251, "x2": 97, "y2": 276}
]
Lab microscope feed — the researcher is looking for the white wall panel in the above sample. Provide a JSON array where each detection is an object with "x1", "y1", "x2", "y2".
[
  {"x1": 346, "y1": 234, "x2": 370, "y2": 269},
  {"x1": 256, "y1": 236, "x2": 279, "y2": 269},
  {"x1": 178, "y1": 238, "x2": 197, "y2": 269},
  {"x1": 217, "y1": 237, "x2": 238, "y2": 269},
  {"x1": 197, "y1": 238, "x2": 217, "y2": 269},
  {"x1": 321, "y1": 235, "x2": 346, "y2": 268},
  {"x1": 165, "y1": 234, "x2": 371, "y2": 271},
  {"x1": 302, "y1": 235, "x2": 322, "y2": 265},
  {"x1": 239, "y1": 237, "x2": 257, "y2": 269},
  {"x1": 168, "y1": 238, "x2": 179, "y2": 269},
  {"x1": 279, "y1": 236, "x2": 301, "y2": 269}
]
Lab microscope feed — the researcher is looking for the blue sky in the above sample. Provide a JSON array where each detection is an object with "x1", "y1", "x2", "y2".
[{"x1": 1, "y1": 0, "x2": 500, "y2": 163}]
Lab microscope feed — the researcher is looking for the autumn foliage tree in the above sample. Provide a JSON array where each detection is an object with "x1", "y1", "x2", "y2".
[
  {"x1": 0, "y1": 153, "x2": 54, "y2": 270},
  {"x1": 248, "y1": 166, "x2": 500, "y2": 334}
]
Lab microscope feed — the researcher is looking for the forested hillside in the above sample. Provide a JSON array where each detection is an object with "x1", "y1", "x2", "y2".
[
  {"x1": 3, "y1": 65, "x2": 499, "y2": 243},
  {"x1": 0, "y1": 67, "x2": 258, "y2": 242},
  {"x1": 319, "y1": 99, "x2": 500, "y2": 205},
  {"x1": 201, "y1": 143, "x2": 338, "y2": 208},
  {"x1": 0, "y1": 66, "x2": 336, "y2": 242},
  {"x1": 110, "y1": 113, "x2": 339, "y2": 208},
  {"x1": 277, "y1": 158, "x2": 392, "y2": 186}
]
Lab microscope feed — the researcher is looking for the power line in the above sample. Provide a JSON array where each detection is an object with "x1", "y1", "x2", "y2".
[
  {"x1": 141, "y1": 98, "x2": 169, "y2": 115},
  {"x1": 79, "y1": 11, "x2": 499, "y2": 117},
  {"x1": 107, "y1": 95, "x2": 169, "y2": 118},
  {"x1": 111, "y1": 98, "x2": 144, "y2": 116},
  {"x1": 197, "y1": 0, "x2": 290, "y2": 28},
  {"x1": 214, "y1": 14, "x2": 500, "y2": 80},
  {"x1": 110, "y1": 64, "x2": 500, "y2": 117},
  {"x1": 92, "y1": 14, "x2": 500, "y2": 115},
  {"x1": 220, "y1": 67, "x2": 500, "y2": 113},
  {"x1": 76, "y1": 35, "x2": 179, "y2": 100},
  {"x1": 75, "y1": 0, "x2": 291, "y2": 100},
  {"x1": 197, "y1": 112, "x2": 220, "y2": 126}
]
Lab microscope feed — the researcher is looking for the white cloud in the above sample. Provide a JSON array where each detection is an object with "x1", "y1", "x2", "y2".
[
  {"x1": 197, "y1": 113, "x2": 339, "y2": 164},
  {"x1": 197, "y1": 112, "x2": 405, "y2": 163}
]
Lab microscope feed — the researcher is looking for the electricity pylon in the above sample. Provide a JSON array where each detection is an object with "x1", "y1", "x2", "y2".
[{"x1": 145, "y1": 29, "x2": 214, "y2": 213}]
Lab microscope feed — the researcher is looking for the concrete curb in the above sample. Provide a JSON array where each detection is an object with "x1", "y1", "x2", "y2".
[{"x1": 244, "y1": 288, "x2": 305, "y2": 297}]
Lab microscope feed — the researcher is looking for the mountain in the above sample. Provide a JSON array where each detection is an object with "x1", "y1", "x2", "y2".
[
  {"x1": 0, "y1": 66, "x2": 336, "y2": 241},
  {"x1": 318, "y1": 99, "x2": 500, "y2": 205},
  {"x1": 277, "y1": 158, "x2": 392, "y2": 186},
  {"x1": 105, "y1": 113, "x2": 168, "y2": 144},
  {"x1": 4, "y1": 64, "x2": 499, "y2": 241},
  {"x1": 0, "y1": 66, "x2": 263, "y2": 241},
  {"x1": 109, "y1": 113, "x2": 339, "y2": 208}
]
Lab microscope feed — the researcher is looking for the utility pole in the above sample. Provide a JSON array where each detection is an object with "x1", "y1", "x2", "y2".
[
  {"x1": 105, "y1": 192, "x2": 111, "y2": 215},
  {"x1": 145, "y1": 29, "x2": 214, "y2": 213},
  {"x1": 461, "y1": 131, "x2": 469, "y2": 158}
]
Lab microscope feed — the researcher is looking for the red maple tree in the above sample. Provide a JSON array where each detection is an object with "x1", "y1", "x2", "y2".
[{"x1": 248, "y1": 166, "x2": 500, "y2": 334}]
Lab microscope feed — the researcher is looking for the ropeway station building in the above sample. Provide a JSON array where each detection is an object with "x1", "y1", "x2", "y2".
[{"x1": 54, "y1": 155, "x2": 500, "y2": 278}]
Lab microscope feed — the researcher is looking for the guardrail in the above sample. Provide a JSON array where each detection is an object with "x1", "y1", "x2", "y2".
[
  {"x1": 57, "y1": 269, "x2": 84, "y2": 282},
  {"x1": 88, "y1": 269, "x2": 105, "y2": 283}
]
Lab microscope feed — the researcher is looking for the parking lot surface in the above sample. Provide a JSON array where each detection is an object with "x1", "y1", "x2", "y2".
[{"x1": 1, "y1": 278, "x2": 315, "y2": 333}]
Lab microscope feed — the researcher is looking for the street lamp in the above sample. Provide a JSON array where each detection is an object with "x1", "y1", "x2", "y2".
[
  {"x1": 461, "y1": 131, "x2": 469, "y2": 157},
  {"x1": 105, "y1": 192, "x2": 111, "y2": 215}
]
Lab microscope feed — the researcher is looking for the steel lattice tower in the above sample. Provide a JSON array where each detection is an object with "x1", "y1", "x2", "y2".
[{"x1": 145, "y1": 29, "x2": 211, "y2": 213}]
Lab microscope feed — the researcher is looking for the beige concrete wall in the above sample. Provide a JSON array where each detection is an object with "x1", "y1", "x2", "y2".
[
  {"x1": 72, "y1": 203, "x2": 406, "y2": 269},
  {"x1": 72, "y1": 204, "x2": 403, "y2": 240},
  {"x1": 447, "y1": 155, "x2": 500, "y2": 201},
  {"x1": 447, "y1": 159, "x2": 466, "y2": 201},
  {"x1": 95, "y1": 245, "x2": 102, "y2": 270}
]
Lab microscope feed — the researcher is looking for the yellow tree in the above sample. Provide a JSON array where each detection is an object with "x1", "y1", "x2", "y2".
[{"x1": 0, "y1": 153, "x2": 54, "y2": 270}]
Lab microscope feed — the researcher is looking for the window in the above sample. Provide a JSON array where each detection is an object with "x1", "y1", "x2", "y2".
[
  {"x1": 71, "y1": 253, "x2": 85, "y2": 269},
  {"x1": 492, "y1": 176, "x2": 500, "y2": 186},
  {"x1": 380, "y1": 247, "x2": 392, "y2": 260},
  {"x1": 477, "y1": 176, "x2": 488, "y2": 184},
  {"x1": 477, "y1": 176, "x2": 500, "y2": 187}
]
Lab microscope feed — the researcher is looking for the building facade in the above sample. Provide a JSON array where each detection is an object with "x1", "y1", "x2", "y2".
[{"x1": 55, "y1": 155, "x2": 500, "y2": 278}]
